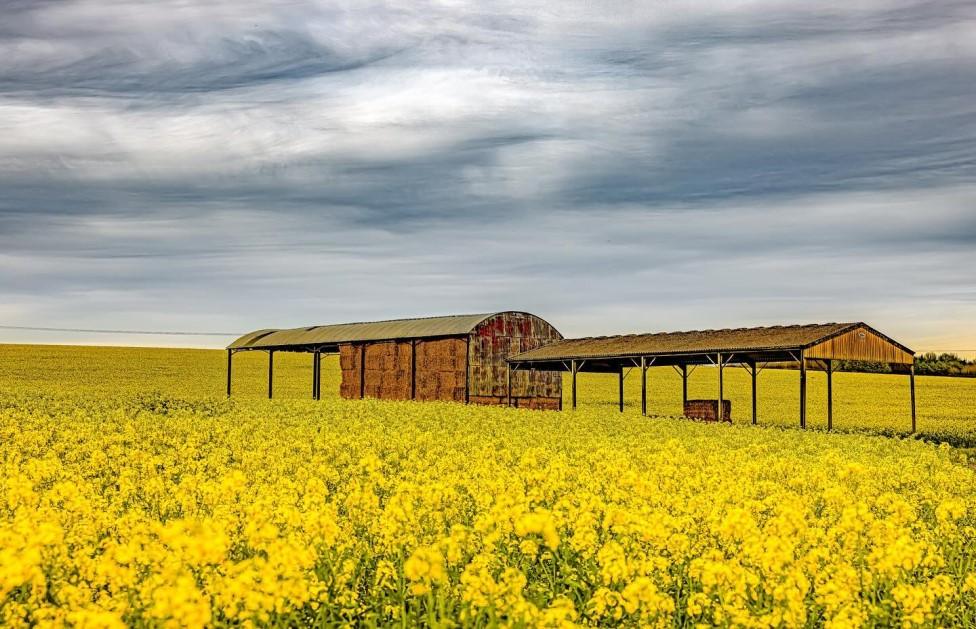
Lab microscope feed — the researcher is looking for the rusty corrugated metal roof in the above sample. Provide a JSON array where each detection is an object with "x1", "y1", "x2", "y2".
[
  {"x1": 509, "y1": 322, "x2": 864, "y2": 361},
  {"x1": 228, "y1": 313, "x2": 497, "y2": 349}
]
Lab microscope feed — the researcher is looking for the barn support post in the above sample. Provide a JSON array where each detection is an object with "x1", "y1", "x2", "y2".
[
  {"x1": 826, "y1": 359, "x2": 833, "y2": 431},
  {"x1": 640, "y1": 357, "x2": 647, "y2": 417},
  {"x1": 746, "y1": 358, "x2": 759, "y2": 426},
  {"x1": 618, "y1": 366, "x2": 625, "y2": 412},
  {"x1": 799, "y1": 351, "x2": 807, "y2": 429},
  {"x1": 226, "y1": 349, "x2": 233, "y2": 397},
  {"x1": 571, "y1": 360, "x2": 578, "y2": 410},
  {"x1": 267, "y1": 350, "x2": 274, "y2": 399},
  {"x1": 750, "y1": 359, "x2": 757, "y2": 425},
  {"x1": 717, "y1": 353, "x2": 724, "y2": 422},
  {"x1": 910, "y1": 364, "x2": 916, "y2": 433},
  {"x1": 681, "y1": 363, "x2": 688, "y2": 408}
]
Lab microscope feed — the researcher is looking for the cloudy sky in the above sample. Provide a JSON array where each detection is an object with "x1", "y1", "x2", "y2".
[{"x1": 1, "y1": 0, "x2": 975, "y2": 351}]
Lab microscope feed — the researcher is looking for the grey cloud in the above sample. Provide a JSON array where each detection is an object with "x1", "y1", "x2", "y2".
[{"x1": 0, "y1": 0, "x2": 974, "y2": 350}]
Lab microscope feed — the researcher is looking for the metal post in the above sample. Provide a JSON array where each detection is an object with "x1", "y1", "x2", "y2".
[
  {"x1": 618, "y1": 366, "x2": 624, "y2": 412},
  {"x1": 267, "y1": 350, "x2": 274, "y2": 399},
  {"x1": 681, "y1": 363, "x2": 688, "y2": 409},
  {"x1": 826, "y1": 359, "x2": 833, "y2": 431},
  {"x1": 750, "y1": 360, "x2": 757, "y2": 425},
  {"x1": 571, "y1": 360, "x2": 578, "y2": 410},
  {"x1": 910, "y1": 364, "x2": 916, "y2": 433},
  {"x1": 312, "y1": 351, "x2": 318, "y2": 399},
  {"x1": 717, "y1": 353, "x2": 724, "y2": 422},
  {"x1": 641, "y1": 357, "x2": 647, "y2": 417},
  {"x1": 799, "y1": 351, "x2": 807, "y2": 429},
  {"x1": 226, "y1": 349, "x2": 233, "y2": 397}
]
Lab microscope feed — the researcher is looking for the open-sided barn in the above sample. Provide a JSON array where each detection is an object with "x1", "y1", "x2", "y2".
[
  {"x1": 507, "y1": 321, "x2": 917, "y2": 430},
  {"x1": 227, "y1": 312, "x2": 563, "y2": 409}
]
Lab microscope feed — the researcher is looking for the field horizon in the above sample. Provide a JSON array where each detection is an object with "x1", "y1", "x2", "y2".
[{"x1": 3, "y1": 342, "x2": 973, "y2": 446}]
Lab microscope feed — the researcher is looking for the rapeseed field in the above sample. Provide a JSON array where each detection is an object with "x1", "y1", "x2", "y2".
[{"x1": 1, "y1": 344, "x2": 975, "y2": 627}]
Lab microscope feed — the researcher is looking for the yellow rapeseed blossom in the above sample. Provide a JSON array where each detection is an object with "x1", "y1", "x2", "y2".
[{"x1": 1, "y1": 345, "x2": 975, "y2": 626}]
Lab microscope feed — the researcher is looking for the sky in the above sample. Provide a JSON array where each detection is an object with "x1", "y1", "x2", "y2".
[{"x1": 1, "y1": 0, "x2": 975, "y2": 353}]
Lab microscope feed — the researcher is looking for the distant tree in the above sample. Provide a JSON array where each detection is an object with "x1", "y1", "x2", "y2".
[
  {"x1": 834, "y1": 360, "x2": 891, "y2": 374},
  {"x1": 914, "y1": 352, "x2": 972, "y2": 377}
]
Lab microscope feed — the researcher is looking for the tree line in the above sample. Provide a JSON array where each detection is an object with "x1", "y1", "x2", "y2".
[{"x1": 834, "y1": 353, "x2": 976, "y2": 377}]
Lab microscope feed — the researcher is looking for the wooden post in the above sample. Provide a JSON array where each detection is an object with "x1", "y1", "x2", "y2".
[
  {"x1": 618, "y1": 366, "x2": 624, "y2": 412},
  {"x1": 359, "y1": 343, "x2": 366, "y2": 399},
  {"x1": 799, "y1": 351, "x2": 807, "y2": 429},
  {"x1": 910, "y1": 364, "x2": 916, "y2": 433},
  {"x1": 571, "y1": 360, "x2": 578, "y2": 410},
  {"x1": 717, "y1": 353, "x2": 724, "y2": 422},
  {"x1": 750, "y1": 360, "x2": 757, "y2": 425},
  {"x1": 681, "y1": 363, "x2": 688, "y2": 409},
  {"x1": 267, "y1": 350, "x2": 274, "y2": 399},
  {"x1": 226, "y1": 349, "x2": 233, "y2": 397},
  {"x1": 826, "y1": 359, "x2": 833, "y2": 431},
  {"x1": 640, "y1": 357, "x2": 647, "y2": 417}
]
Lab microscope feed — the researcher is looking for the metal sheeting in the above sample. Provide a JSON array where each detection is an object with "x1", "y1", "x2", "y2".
[
  {"x1": 228, "y1": 313, "x2": 497, "y2": 350},
  {"x1": 509, "y1": 322, "x2": 907, "y2": 362}
]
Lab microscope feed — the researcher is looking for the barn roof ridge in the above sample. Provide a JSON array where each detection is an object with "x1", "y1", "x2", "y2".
[
  {"x1": 299, "y1": 312, "x2": 497, "y2": 329},
  {"x1": 228, "y1": 311, "x2": 542, "y2": 350},
  {"x1": 563, "y1": 322, "x2": 859, "y2": 343}
]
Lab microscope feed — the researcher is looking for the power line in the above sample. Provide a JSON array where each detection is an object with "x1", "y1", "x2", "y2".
[{"x1": 0, "y1": 325, "x2": 242, "y2": 337}]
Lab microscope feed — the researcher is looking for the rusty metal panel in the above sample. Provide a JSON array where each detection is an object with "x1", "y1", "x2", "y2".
[{"x1": 468, "y1": 312, "x2": 564, "y2": 399}]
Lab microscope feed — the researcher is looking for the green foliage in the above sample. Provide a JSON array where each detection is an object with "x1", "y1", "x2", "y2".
[
  {"x1": 834, "y1": 360, "x2": 893, "y2": 374},
  {"x1": 915, "y1": 353, "x2": 976, "y2": 377}
]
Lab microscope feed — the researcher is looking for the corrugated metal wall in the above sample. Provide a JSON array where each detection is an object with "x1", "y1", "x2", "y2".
[{"x1": 468, "y1": 312, "x2": 563, "y2": 410}]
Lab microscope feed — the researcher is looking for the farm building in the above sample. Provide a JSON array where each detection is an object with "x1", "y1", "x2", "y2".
[
  {"x1": 507, "y1": 322, "x2": 918, "y2": 430},
  {"x1": 228, "y1": 316, "x2": 919, "y2": 432},
  {"x1": 227, "y1": 312, "x2": 564, "y2": 409}
]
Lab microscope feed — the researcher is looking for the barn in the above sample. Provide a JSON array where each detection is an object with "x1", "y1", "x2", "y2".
[
  {"x1": 507, "y1": 322, "x2": 918, "y2": 430},
  {"x1": 227, "y1": 312, "x2": 564, "y2": 409}
]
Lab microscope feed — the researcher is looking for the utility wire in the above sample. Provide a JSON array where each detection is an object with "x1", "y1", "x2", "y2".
[
  {"x1": 2, "y1": 326, "x2": 974, "y2": 352},
  {"x1": 0, "y1": 325, "x2": 242, "y2": 336}
]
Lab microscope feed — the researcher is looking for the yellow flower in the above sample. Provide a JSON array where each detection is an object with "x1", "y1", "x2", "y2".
[{"x1": 404, "y1": 546, "x2": 445, "y2": 595}]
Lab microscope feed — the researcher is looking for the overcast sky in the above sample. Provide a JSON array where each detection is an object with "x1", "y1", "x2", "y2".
[{"x1": 1, "y1": 0, "x2": 975, "y2": 351}]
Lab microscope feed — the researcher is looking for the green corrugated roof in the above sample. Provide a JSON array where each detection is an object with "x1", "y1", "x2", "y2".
[
  {"x1": 228, "y1": 313, "x2": 497, "y2": 349},
  {"x1": 509, "y1": 322, "x2": 867, "y2": 362}
]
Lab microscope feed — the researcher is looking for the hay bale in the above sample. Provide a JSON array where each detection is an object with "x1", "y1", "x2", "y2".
[{"x1": 684, "y1": 400, "x2": 731, "y2": 422}]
